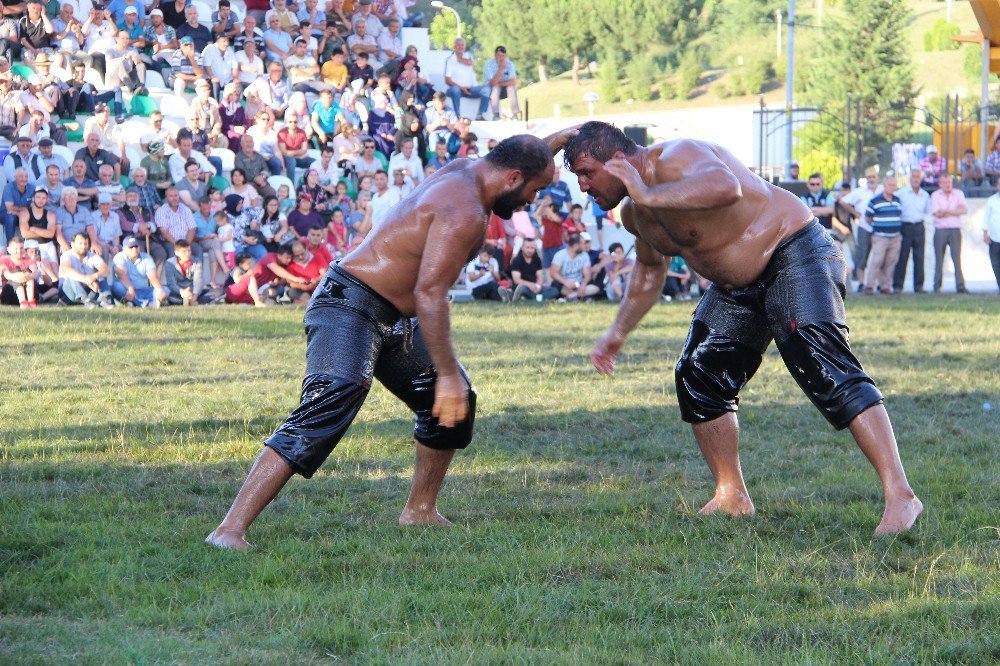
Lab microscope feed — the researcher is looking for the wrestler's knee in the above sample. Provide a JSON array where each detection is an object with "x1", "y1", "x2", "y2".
[
  {"x1": 265, "y1": 373, "x2": 371, "y2": 478},
  {"x1": 415, "y1": 383, "x2": 477, "y2": 450},
  {"x1": 675, "y1": 320, "x2": 763, "y2": 424},
  {"x1": 776, "y1": 322, "x2": 883, "y2": 430}
]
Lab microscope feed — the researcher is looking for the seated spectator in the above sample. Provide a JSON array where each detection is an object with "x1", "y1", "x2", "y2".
[
  {"x1": 95, "y1": 164, "x2": 125, "y2": 210},
  {"x1": 23, "y1": 238, "x2": 60, "y2": 302},
  {"x1": 154, "y1": 187, "x2": 197, "y2": 265},
  {"x1": 388, "y1": 137, "x2": 423, "y2": 186},
  {"x1": 564, "y1": 203, "x2": 586, "y2": 240},
  {"x1": 324, "y1": 210, "x2": 349, "y2": 257},
  {"x1": 176, "y1": 5, "x2": 212, "y2": 53},
  {"x1": 170, "y1": 36, "x2": 206, "y2": 96},
  {"x1": 332, "y1": 123, "x2": 363, "y2": 168},
  {"x1": 262, "y1": 12, "x2": 294, "y2": 63},
  {"x1": 159, "y1": 0, "x2": 190, "y2": 31},
  {"x1": 235, "y1": 135, "x2": 278, "y2": 200},
  {"x1": 285, "y1": 37, "x2": 325, "y2": 95},
  {"x1": 347, "y1": 51, "x2": 375, "y2": 94},
  {"x1": 985, "y1": 138, "x2": 1000, "y2": 185},
  {"x1": 424, "y1": 92, "x2": 457, "y2": 148},
  {"x1": 55, "y1": 187, "x2": 96, "y2": 255},
  {"x1": 320, "y1": 50, "x2": 349, "y2": 96},
  {"x1": 211, "y1": 0, "x2": 241, "y2": 40},
  {"x1": 389, "y1": 168, "x2": 412, "y2": 199},
  {"x1": 233, "y1": 15, "x2": 265, "y2": 53},
  {"x1": 466, "y1": 247, "x2": 509, "y2": 301},
  {"x1": 111, "y1": 235, "x2": 167, "y2": 306},
  {"x1": 37, "y1": 138, "x2": 68, "y2": 179},
  {"x1": 2, "y1": 168, "x2": 33, "y2": 242},
  {"x1": 139, "y1": 112, "x2": 181, "y2": 155},
  {"x1": 243, "y1": 243, "x2": 299, "y2": 303},
  {"x1": 163, "y1": 239, "x2": 203, "y2": 305},
  {"x1": 202, "y1": 33, "x2": 236, "y2": 99},
  {"x1": 366, "y1": 94, "x2": 396, "y2": 157},
  {"x1": 106, "y1": 27, "x2": 147, "y2": 96},
  {"x1": 310, "y1": 89, "x2": 343, "y2": 147},
  {"x1": 188, "y1": 80, "x2": 225, "y2": 150},
  {"x1": 169, "y1": 133, "x2": 217, "y2": 183},
  {"x1": 297, "y1": 169, "x2": 333, "y2": 218},
  {"x1": 347, "y1": 18, "x2": 379, "y2": 69},
  {"x1": 19, "y1": 184, "x2": 56, "y2": 258},
  {"x1": 444, "y1": 37, "x2": 489, "y2": 120},
  {"x1": 370, "y1": 71, "x2": 398, "y2": 109},
  {"x1": 225, "y1": 168, "x2": 261, "y2": 210},
  {"x1": 219, "y1": 83, "x2": 250, "y2": 153},
  {"x1": 58, "y1": 232, "x2": 112, "y2": 307},
  {"x1": 266, "y1": 0, "x2": 299, "y2": 36},
  {"x1": 83, "y1": 104, "x2": 127, "y2": 172},
  {"x1": 919, "y1": 145, "x2": 947, "y2": 192},
  {"x1": 192, "y1": 196, "x2": 231, "y2": 287},
  {"x1": 128, "y1": 166, "x2": 163, "y2": 212},
  {"x1": 18, "y1": 109, "x2": 51, "y2": 148},
  {"x1": 4, "y1": 135, "x2": 44, "y2": 184},
  {"x1": 285, "y1": 239, "x2": 325, "y2": 302},
  {"x1": 245, "y1": 111, "x2": 284, "y2": 175},
  {"x1": 143, "y1": 9, "x2": 179, "y2": 73},
  {"x1": 176, "y1": 159, "x2": 209, "y2": 211},
  {"x1": 287, "y1": 192, "x2": 324, "y2": 239},
  {"x1": 224, "y1": 252, "x2": 266, "y2": 306},
  {"x1": 550, "y1": 234, "x2": 597, "y2": 300},
  {"x1": 428, "y1": 140, "x2": 450, "y2": 170},
  {"x1": 16, "y1": 0, "x2": 57, "y2": 67},
  {"x1": 75, "y1": 131, "x2": 120, "y2": 182},
  {"x1": 377, "y1": 16, "x2": 402, "y2": 65},
  {"x1": 62, "y1": 159, "x2": 98, "y2": 209},
  {"x1": 303, "y1": 222, "x2": 334, "y2": 264},
  {"x1": 959, "y1": 149, "x2": 984, "y2": 188},
  {"x1": 278, "y1": 114, "x2": 313, "y2": 182},
  {"x1": 91, "y1": 192, "x2": 123, "y2": 264},
  {"x1": 581, "y1": 232, "x2": 610, "y2": 290},
  {"x1": 604, "y1": 243, "x2": 634, "y2": 302},
  {"x1": 664, "y1": 256, "x2": 692, "y2": 300},
  {"x1": 234, "y1": 37, "x2": 266, "y2": 88},
  {"x1": 229, "y1": 193, "x2": 268, "y2": 261},
  {"x1": 484, "y1": 45, "x2": 520, "y2": 120},
  {"x1": 137, "y1": 142, "x2": 174, "y2": 201},
  {"x1": 393, "y1": 55, "x2": 433, "y2": 105},
  {"x1": 310, "y1": 145, "x2": 342, "y2": 192},
  {"x1": 509, "y1": 240, "x2": 557, "y2": 302},
  {"x1": 117, "y1": 189, "x2": 153, "y2": 239},
  {"x1": 0, "y1": 236, "x2": 38, "y2": 308}
]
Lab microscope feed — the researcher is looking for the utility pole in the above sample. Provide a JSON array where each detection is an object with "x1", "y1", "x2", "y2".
[{"x1": 785, "y1": 0, "x2": 795, "y2": 175}]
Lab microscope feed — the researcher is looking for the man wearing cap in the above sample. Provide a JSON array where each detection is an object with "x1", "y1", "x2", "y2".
[
  {"x1": 107, "y1": 0, "x2": 145, "y2": 25},
  {"x1": 116, "y1": 5, "x2": 145, "y2": 45},
  {"x1": 285, "y1": 36, "x2": 324, "y2": 94},
  {"x1": 919, "y1": 145, "x2": 947, "y2": 193},
  {"x1": 55, "y1": 186, "x2": 97, "y2": 253},
  {"x1": 234, "y1": 31, "x2": 265, "y2": 86},
  {"x1": 170, "y1": 36, "x2": 206, "y2": 96},
  {"x1": 17, "y1": 0, "x2": 56, "y2": 66},
  {"x1": 351, "y1": 0, "x2": 383, "y2": 40},
  {"x1": 212, "y1": 0, "x2": 242, "y2": 40},
  {"x1": 75, "y1": 131, "x2": 121, "y2": 182},
  {"x1": 37, "y1": 137, "x2": 67, "y2": 179},
  {"x1": 176, "y1": 4, "x2": 212, "y2": 53},
  {"x1": 105, "y1": 28, "x2": 148, "y2": 96},
  {"x1": 111, "y1": 235, "x2": 168, "y2": 306},
  {"x1": 18, "y1": 184, "x2": 56, "y2": 260},
  {"x1": 91, "y1": 191, "x2": 123, "y2": 263},
  {"x1": 483, "y1": 45, "x2": 519, "y2": 121},
  {"x1": 3, "y1": 136, "x2": 44, "y2": 184},
  {"x1": 201, "y1": 32, "x2": 236, "y2": 98},
  {"x1": 144, "y1": 8, "x2": 179, "y2": 72}
]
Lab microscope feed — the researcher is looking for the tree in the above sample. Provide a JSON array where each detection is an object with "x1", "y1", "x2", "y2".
[
  {"x1": 801, "y1": 0, "x2": 914, "y2": 168},
  {"x1": 599, "y1": 48, "x2": 622, "y2": 103},
  {"x1": 429, "y1": 12, "x2": 459, "y2": 50}
]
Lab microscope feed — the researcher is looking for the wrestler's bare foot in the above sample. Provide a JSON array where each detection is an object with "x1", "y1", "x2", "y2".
[
  {"x1": 698, "y1": 486, "x2": 756, "y2": 517},
  {"x1": 398, "y1": 507, "x2": 454, "y2": 526},
  {"x1": 874, "y1": 495, "x2": 924, "y2": 535},
  {"x1": 205, "y1": 528, "x2": 253, "y2": 550}
]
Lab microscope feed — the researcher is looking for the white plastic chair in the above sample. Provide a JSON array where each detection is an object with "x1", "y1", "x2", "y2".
[
  {"x1": 213, "y1": 147, "x2": 235, "y2": 172},
  {"x1": 144, "y1": 69, "x2": 166, "y2": 91},
  {"x1": 193, "y1": 0, "x2": 212, "y2": 26},
  {"x1": 267, "y1": 174, "x2": 294, "y2": 194},
  {"x1": 83, "y1": 67, "x2": 107, "y2": 91},
  {"x1": 158, "y1": 94, "x2": 190, "y2": 118},
  {"x1": 50, "y1": 144, "x2": 74, "y2": 170}
]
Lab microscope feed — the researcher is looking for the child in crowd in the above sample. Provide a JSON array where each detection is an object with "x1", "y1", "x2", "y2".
[
  {"x1": 332, "y1": 181, "x2": 353, "y2": 214},
  {"x1": 209, "y1": 187, "x2": 225, "y2": 215},
  {"x1": 276, "y1": 184, "x2": 295, "y2": 217},
  {"x1": 216, "y1": 210, "x2": 235, "y2": 269},
  {"x1": 327, "y1": 208, "x2": 349, "y2": 258},
  {"x1": 224, "y1": 252, "x2": 266, "y2": 307}
]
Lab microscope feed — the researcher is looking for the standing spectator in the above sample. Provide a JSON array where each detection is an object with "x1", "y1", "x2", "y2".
[
  {"x1": 930, "y1": 174, "x2": 968, "y2": 293},
  {"x1": 863, "y1": 175, "x2": 903, "y2": 295},
  {"x1": 839, "y1": 168, "x2": 882, "y2": 288},
  {"x1": 801, "y1": 173, "x2": 835, "y2": 232},
  {"x1": 538, "y1": 196, "x2": 565, "y2": 271},
  {"x1": 58, "y1": 232, "x2": 112, "y2": 307},
  {"x1": 604, "y1": 242, "x2": 634, "y2": 302},
  {"x1": 958, "y1": 149, "x2": 984, "y2": 189},
  {"x1": 483, "y1": 45, "x2": 519, "y2": 121},
  {"x1": 919, "y1": 145, "x2": 947, "y2": 192},
  {"x1": 893, "y1": 169, "x2": 931, "y2": 293},
  {"x1": 443, "y1": 37, "x2": 489, "y2": 120},
  {"x1": 0, "y1": 236, "x2": 38, "y2": 307},
  {"x1": 111, "y1": 235, "x2": 167, "y2": 306},
  {"x1": 984, "y1": 137, "x2": 1000, "y2": 185},
  {"x1": 983, "y1": 176, "x2": 1000, "y2": 293},
  {"x1": 466, "y1": 247, "x2": 508, "y2": 301},
  {"x1": 163, "y1": 238, "x2": 203, "y2": 305},
  {"x1": 154, "y1": 187, "x2": 197, "y2": 264},
  {"x1": 549, "y1": 234, "x2": 597, "y2": 300}
]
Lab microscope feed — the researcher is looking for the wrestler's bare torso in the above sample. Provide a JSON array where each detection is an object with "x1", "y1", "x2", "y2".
[
  {"x1": 339, "y1": 159, "x2": 490, "y2": 315},
  {"x1": 620, "y1": 140, "x2": 813, "y2": 289}
]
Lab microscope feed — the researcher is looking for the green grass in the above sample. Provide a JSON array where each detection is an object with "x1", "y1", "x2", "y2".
[{"x1": 1, "y1": 298, "x2": 998, "y2": 664}]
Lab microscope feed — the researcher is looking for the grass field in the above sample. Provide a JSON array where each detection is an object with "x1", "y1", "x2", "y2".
[{"x1": 1, "y1": 297, "x2": 998, "y2": 664}]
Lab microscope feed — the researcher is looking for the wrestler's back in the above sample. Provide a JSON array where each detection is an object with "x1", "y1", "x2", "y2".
[
  {"x1": 339, "y1": 159, "x2": 487, "y2": 315},
  {"x1": 628, "y1": 141, "x2": 813, "y2": 289}
]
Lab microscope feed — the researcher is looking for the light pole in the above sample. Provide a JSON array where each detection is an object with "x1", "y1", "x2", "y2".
[
  {"x1": 430, "y1": 1, "x2": 462, "y2": 40},
  {"x1": 785, "y1": 0, "x2": 795, "y2": 177}
]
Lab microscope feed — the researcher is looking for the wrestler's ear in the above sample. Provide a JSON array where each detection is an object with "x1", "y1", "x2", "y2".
[
  {"x1": 611, "y1": 150, "x2": 627, "y2": 161},
  {"x1": 505, "y1": 168, "x2": 524, "y2": 188}
]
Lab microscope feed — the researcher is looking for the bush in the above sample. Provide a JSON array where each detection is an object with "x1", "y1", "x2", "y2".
[
  {"x1": 627, "y1": 54, "x2": 657, "y2": 102},
  {"x1": 599, "y1": 50, "x2": 621, "y2": 103},
  {"x1": 923, "y1": 19, "x2": 961, "y2": 52},
  {"x1": 676, "y1": 49, "x2": 703, "y2": 99}
]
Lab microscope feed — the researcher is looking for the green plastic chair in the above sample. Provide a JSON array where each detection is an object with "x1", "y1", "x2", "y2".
[
  {"x1": 210, "y1": 175, "x2": 230, "y2": 191},
  {"x1": 58, "y1": 118, "x2": 84, "y2": 143},
  {"x1": 120, "y1": 175, "x2": 132, "y2": 189},
  {"x1": 374, "y1": 150, "x2": 389, "y2": 170},
  {"x1": 130, "y1": 95, "x2": 159, "y2": 118},
  {"x1": 11, "y1": 64, "x2": 34, "y2": 80}
]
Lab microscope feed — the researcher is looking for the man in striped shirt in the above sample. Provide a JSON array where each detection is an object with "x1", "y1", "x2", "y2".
[{"x1": 864, "y1": 175, "x2": 902, "y2": 294}]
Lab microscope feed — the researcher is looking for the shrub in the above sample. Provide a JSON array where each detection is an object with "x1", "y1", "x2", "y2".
[
  {"x1": 599, "y1": 49, "x2": 621, "y2": 103},
  {"x1": 627, "y1": 54, "x2": 657, "y2": 102}
]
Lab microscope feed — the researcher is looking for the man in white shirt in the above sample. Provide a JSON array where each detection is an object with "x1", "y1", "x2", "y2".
[
  {"x1": 369, "y1": 169, "x2": 400, "y2": 227},
  {"x1": 893, "y1": 169, "x2": 931, "y2": 293},
  {"x1": 376, "y1": 18, "x2": 402, "y2": 65},
  {"x1": 443, "y1": 37, "x2": 489, "y2": 120},
  {"x1": 201, "y1": 33, "x2": 236, "y2": 99},
  {"x1": 387, "y1": 137, "x2": 423, "y2": 186}
]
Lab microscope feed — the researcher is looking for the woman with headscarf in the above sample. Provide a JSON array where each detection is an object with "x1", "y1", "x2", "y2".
[
  {"x1": 364, "y1": 94, "x2": 396, "y2": 158},
  {"x1": 228, "y1": 193, "x2": 267, "y2": 261},
  {"x1": 220, "y1": 82, "x2": 249, "y2": 153},
  {"x1": 393, "y1": 91, "x2": 427, "y2": 165},
  {"x1": 258, "y1": 194, "x2": 294, "y2": 250},
  {"x1": 296, "y1": 168, "x2": 332, "y2": 221},
  {"x1": 393, "y1": 54, "x2": 433, "y2": 106}
]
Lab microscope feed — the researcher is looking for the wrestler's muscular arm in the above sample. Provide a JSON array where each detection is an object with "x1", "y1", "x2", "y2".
[
  {"x1": 604, "y1": 140, "x2": 743, "y2": 211},
  {"x1": 414, "y1": 203, "x2": 487, "y2": 427},
  {"x1": 591, "y1": 205, "x2": 667, "y2": 375}
]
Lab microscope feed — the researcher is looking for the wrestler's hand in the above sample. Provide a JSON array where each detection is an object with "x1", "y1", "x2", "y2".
[
  {"x1": 591, "y1": 330, "x2": 624, "y2": 375},
  {"x1": 545, "y1": 124, "x2": 582, "y2": 155},
  {"x1": 604, "y1": 158, "x2": 648, "y2": 205},
  {"x1": 432, "y1": 373, "x2": 468, "y2": 428}
]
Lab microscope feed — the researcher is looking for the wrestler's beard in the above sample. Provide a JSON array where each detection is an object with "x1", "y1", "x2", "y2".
[{"x1": 492, "y1": 185, "x2": 529, "y2": 219}]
